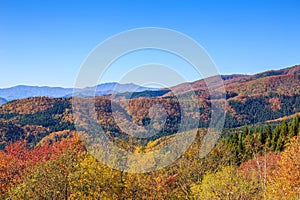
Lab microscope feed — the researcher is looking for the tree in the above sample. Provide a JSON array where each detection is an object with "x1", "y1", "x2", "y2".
[
  {"x1": 240, "y1": 152, "x2": 280, "y2": 199},
  {"x1": 242, "y1": 126, "x2": 250, "y2": 138},
  {"x1": 7, "y1": 135, "x2": 85, "y2": 199},
  {"x1": 0, "y1": 151, "x2": 23, "y2": 198},
  {"x1": 265, "y1": 124, "x2": 272, "y2": 149},
  {"x1": 288, "y1": 115, "x2": 299, "y2": 138},
  {"x1": 191, "y1": 166, "x2": 262, "y2": 200},
  {"x1": 271, "y1": 126, "x2": 280, "y2": 151},
  {"x1": 258, "y1": 127, "x2": 266, "y2": 145},
  {"x1": 68, "y1": 154, "x2": 121, "y2": 200},
  {"x1": 267, "y1": 135, "x2": 300, "y2": 199}
]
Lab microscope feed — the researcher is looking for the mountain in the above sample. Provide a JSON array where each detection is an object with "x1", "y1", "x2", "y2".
[
  {"x1": 0, "y1": 97, "x2": 7, "y2": 106},
  {"x1": 3, "y1": 64, "x2": 298, "y2": 102},
  {"x1": 0, "y1": 85, "x2": 73, "y2": 101},
  {"x1": 0, "y1": 64, "x2": 299, "y2": 148},
  {"x1": 161, "y1": 64, "x2": 300, "y2": 126},
  {"x1": 163, "y1": 65, "x2": 300, "y2": 98},
  {"x1": 0, "y1": 83, "x2": 157, "y2": 101},
  {"x1": 70, "y1": 82, "x2": 157, "y2": 97}
]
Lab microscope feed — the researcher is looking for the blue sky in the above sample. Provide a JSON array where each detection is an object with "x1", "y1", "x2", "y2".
[{"x1": 1, "y1": 0, "x2": 300, "y2": 88}]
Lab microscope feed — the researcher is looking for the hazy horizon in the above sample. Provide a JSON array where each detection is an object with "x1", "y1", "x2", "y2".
[{"x1": 1, "y1": 63, "x2": 299, "y2": 89}]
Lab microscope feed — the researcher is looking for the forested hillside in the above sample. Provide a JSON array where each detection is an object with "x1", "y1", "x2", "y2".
[{"x1": 0, "y1": 116, "x2": 299, "y2": 199}]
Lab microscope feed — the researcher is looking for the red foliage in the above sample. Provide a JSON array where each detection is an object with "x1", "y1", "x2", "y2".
[
  {"x1": 0, "y1": 134, "x2": 85, "y2": 196},
  {"x1": 240, "y1": 152, "x2": 280, "y2": 180}
]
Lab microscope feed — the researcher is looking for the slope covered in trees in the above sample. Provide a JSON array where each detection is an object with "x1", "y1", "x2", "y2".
[
  {"x1": 0, "y1": 92, "x2": 299, "y2": 149},
  {"x1": 0, "y1": 116, "x2": 299, "y2": 199}
]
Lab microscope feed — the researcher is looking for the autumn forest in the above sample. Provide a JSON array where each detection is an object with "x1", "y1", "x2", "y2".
[{"x1": 0, "y1": 65, "x2": 300, "y2": 199}]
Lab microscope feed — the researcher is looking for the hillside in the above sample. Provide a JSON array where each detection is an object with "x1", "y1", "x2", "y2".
[
  {"x1": 0, "y1": 102, "x2": 299, "y2": 199},
  {"x1": 163, "y1": 65, "x2": 300, "y2": 126},
  {"x1": 0, "y1": 65, "x2": 299, "y2": 149},
  {"x1": 163, "y1": 64, "x2": 300, "y2": 97}
]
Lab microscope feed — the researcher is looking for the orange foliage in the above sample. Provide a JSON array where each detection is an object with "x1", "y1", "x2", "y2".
[
  {"x1": 0, "y1": 96, "x2": 56, "y2": 114},
  {"x1": 267, "y1": 136, "x2": 300, "y2": 199}
]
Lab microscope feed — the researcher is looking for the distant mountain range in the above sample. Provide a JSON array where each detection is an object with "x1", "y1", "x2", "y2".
[
  {"x1": 0, "y1": 82, "x2": 157, "y2": 104},
  {"x1": 1, "y1": 64, "x2": 299, "y2": 107}
]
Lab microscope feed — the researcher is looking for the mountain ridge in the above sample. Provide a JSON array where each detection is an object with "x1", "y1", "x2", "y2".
[
  {"x1": 162, "y1": 64, "x2": 300, "y2": 98},
  {"x1": 0, "y1": 82, "x2": 158, "y2": 101},
  {"x1": 2, "y1": 64, "x2": 298, "y2": 102}
]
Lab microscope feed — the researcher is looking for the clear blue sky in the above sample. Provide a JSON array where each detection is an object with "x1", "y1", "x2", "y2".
[{"x1": 1, "y1": 0, "x2": 300, "y2": 88}]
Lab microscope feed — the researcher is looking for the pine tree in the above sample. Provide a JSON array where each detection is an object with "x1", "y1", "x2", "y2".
[
  {"x1": 242, "y1": 126, "x2": 250, "y2": 138},
  {"x1": 253, "y1": 127, "x2": 258, "y2": 134},
  {"x1": 258, "y1": 127, "x2": 266, "y2": 144},
  {"x1": 230, "y1": 132, "x2": 239, "y2": 148},
  {"x1": 238, "y1": 134, "x2": 244, "y2": 154},
  {"x1": 280, "y1": 120, "x2": 288, "y2": 139},
  {"x1": 288, "y1": 115, "x2": 299, "y2": 138},
  {"x1": 271, "y1": 126, "x2": 280, "y2": 151},
  {"x1": 275, "y1": 134, "x2": 284, "y2": 152},
  {"x1": 265, "y1": 136, "x2": 272, "y2": 151},
  {"x1": 265, "y1": 124, "x2": 272, "y2": 148}
]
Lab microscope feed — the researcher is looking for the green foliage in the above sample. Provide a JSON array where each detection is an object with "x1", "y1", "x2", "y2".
[
  {"x1": 120, "y1": 89, "x2": 171, "y2": 99},
  {"x1": 225, "y1": 116, "x2": 299, "y2": 163},
  {"x1": 288, "y1": 115, "x2": 299, "y2": 138}
]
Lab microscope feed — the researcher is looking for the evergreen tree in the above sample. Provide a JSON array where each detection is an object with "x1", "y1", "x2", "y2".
[
  {"x1": 265, "y1": 124, "x2": 272, "y2": 148},
  {"x1": 265, "y1": 136, "x2": 272, "y2": 151},
  {"x1": 288, "y1": 115, "x2": 299, "y2": 138},
  {"x1": 280, "y1": 120, "x2": 289, "y2": 139},
  {"x1": 244, "y1": 134, "x2": 255, "y2": 159},
  {"x1": 238, "y1": 134, "x2": 244, "y2": 154},
  {"x1": 265, "y1": 124, "x2": 272, "y2": 139},
  {"x1": 258, "y1": 127, "x2": 266, "y2": 144},
  {"x1": 242, "y1": 126, "x2": 250, "y2": 138},
  {"x1": 271, "y1": 126, "x2": 281, "y2": 151},
  {"x1": 253, "y1": 127, "x2": 258, "y2": 134},
  {"x1": 229, "y1": 132, "x2": 239, "y2": 148},
  {"x1": 275, "y1": 134, "x2": 284, "y2": 152}
]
